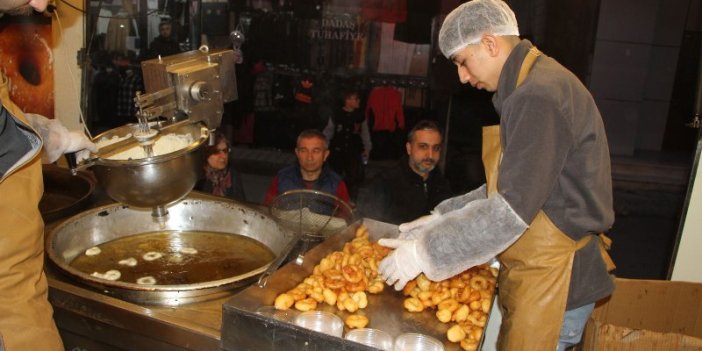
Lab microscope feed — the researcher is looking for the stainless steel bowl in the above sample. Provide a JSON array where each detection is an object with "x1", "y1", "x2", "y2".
[{"x1": 91, "y1": 122, "x2": 208, "y2": 209}]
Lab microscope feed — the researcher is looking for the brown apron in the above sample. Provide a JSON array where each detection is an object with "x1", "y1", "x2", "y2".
[
  {"x1": 484, "y1": 48, "x2": 614, "y2": 351},
  {"x1": 0, "y1": 75, "x2": 64, "y2": 351}
]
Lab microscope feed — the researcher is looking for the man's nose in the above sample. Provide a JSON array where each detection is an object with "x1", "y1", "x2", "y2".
[
  {"x1": 427, "y1": 149, "x2": 439, "y2": 160},
  {"x1": 458, "y1": 66, "x2": 471, "y2": 84}
]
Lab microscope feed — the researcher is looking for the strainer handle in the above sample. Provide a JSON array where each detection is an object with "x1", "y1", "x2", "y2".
[{"x1": 257, "y1": 231, "x2": 305, "y2": 288}]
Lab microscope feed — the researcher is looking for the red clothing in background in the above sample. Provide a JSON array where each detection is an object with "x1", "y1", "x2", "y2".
[
  {"x1": 262, "y1": 176, "x2": 351, "y2": 206},
  {"x1": 361, "y1": 0, "x2": 407, "y2": 23},
  {"x1": 365, "y1": 86, "x2": 405, "y2": 132}
]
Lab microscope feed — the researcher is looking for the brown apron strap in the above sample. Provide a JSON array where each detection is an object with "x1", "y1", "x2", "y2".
[
  {"x1": 516, "y1": 47, "x2": 541, "y2": 87},
  {"x1": 575, "y1": 233, "x2": 616, "y2": 272},
  {"x1": 598, "y1": 233, "x2": 616, "y2": 271},
  {"x1": 482, "y1": 125, "x2": 501, "y2": 194},
  {"x1": 575, "y1": 235, "x2": 593, "y2": 250}
]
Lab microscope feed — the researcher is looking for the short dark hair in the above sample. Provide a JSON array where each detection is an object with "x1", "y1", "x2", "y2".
[
  {"x1": 407, "y1": 120, "x2": 442, "y2": 143},
  {"x1": 297, "y1": 129, "x2": 328, "y2": 149}
]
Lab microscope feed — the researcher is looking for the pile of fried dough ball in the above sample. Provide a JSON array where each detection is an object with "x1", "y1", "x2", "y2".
[
  {"x1": 273, "y1": 225, "x2": 391, "y2": 329},
  {"x1": 402, "y1": 265, "x2": 497, "y2": 351},
  {"x1": 273, "y1": 224, "x2": 497, "y2": 350}
]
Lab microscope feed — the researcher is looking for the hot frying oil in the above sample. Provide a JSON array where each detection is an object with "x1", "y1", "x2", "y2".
[{"x1": 70, "y1": 231, "x2": 275, "y2": 285}]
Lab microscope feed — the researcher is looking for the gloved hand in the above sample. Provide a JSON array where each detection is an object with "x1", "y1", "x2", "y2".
[
  {"x1": 434, "y1": 183, "x2": 487, "y2": 214},
  {"x1": 398, "y1": 212, "x2": 440, "y2": 240},
  {"x1": 378, "y1": 238, "x2": 423, "y2": 290},
  {"x1": 392, "y1": 193, "x2": 529, "y2": 283},
  {"x1": 25, "y1": 113, "x2": 97, "y2": 163}
]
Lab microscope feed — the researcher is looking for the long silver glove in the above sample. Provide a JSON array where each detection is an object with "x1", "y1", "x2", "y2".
[
  {"x1": 25, "y1": 113, "x2": 97, "y2": 163},
  {"x1": 380, "y1": 192, "x2": 528, "y2": 288},
  {"x1": 434, "y1": 183, "x2": 487, "y2": 214}
]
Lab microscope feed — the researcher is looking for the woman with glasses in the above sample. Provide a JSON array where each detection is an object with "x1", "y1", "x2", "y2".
[{"x1": 195, "y1": 132, "x2": 245, "y2": 201}]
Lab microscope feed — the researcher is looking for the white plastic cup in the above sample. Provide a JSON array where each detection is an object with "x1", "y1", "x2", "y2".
[
  {"x1": 293, "y1": 311, "x2": 344, "y2": 337},
  {"x1": 345, "y1": 328, "x2": 394, "y2": 351},
  {"x1": 393, "y1": 333, "x2": 444, "y2": 351}
]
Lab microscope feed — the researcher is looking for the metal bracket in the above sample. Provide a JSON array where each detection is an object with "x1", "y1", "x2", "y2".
[{"x1": 686, "y1": 114, "x2": 701, "y2": 129}]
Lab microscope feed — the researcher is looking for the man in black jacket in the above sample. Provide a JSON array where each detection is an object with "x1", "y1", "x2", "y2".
[
  {"x1": 360, "y1": 120, "x2": 452, "y2": 224},
  {"x1": 147, "y1": 20, "x2": 180, "y2": 59}
]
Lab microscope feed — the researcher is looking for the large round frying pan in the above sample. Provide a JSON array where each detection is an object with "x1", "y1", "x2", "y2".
[{"x1": 46, "y1": 197, "x2": 292, "y2": 305}]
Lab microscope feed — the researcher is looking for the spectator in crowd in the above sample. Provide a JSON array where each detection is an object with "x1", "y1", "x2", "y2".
[
  {"x1": 114, "y1": 52, "x2": 143, "y2": 126},
  {"x1": 323, "y1": 88, "x2": 371, "y2": 200},
  {"x1": 359, "y1": 120, "x2": 452, "y2": 224},
  {"x1": 195, "y1": 132, "x2": 245, "y2": 201},
  {"x1": 263, "y1": 129, "x2": 350, "y2": 205},
  {"x1": 147, "y1": 20, "x2": 180, "y2": 59}
]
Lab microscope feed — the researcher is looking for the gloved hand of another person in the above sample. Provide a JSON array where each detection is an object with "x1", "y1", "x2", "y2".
[
  {"x1": 397, "y1": 212, "x2": 440, "y2": 239},
  {"x1": 25, "y1": 113, "x2": 97, "y2": 163},
  {"x1": 377, "y1": 238, "x2": 423, "y2": 290}
]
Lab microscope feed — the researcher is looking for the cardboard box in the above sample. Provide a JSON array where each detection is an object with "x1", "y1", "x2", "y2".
[{"x1": 581, "y1": 278, "x2": 702, "y2": 350}]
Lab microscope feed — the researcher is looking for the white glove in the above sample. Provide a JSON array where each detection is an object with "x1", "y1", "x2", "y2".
[
  {"x1": 396, "y1": 193, "x2": 529, "y2": 282},
  {"x1": 397, "y1": 213, "x2": 440, "y2": 240},
  {"x1": 434, "y1": 183, "x2": 487, "y2": 214},
  {"x1": 24, "y1": 113, "x2": 97, "y2": 163},
  {"x1": 378, "y1": 238, "x2": 423, "y2": 291}
]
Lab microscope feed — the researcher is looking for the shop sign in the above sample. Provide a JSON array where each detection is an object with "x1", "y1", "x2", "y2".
[{"x1": 309, "y1": 15, "x2": 364, "y2": 41}]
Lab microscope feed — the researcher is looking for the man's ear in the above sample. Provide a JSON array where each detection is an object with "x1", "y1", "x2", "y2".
[
  {"x1": 481, "y1": 34, "x2": 500, "y2": 57},
  {"x1": 323, "y1": 149, "x2": 330, "y2": 161}
]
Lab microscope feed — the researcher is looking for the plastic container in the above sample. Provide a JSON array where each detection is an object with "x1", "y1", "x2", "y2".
[
  {"x1": 345, "y1": 328, "x2": 394, "y2": 351},
  {"x1": 293, "y1": 311, "x2": 344, "y2": 337},
  {"x1": 393, "y1": 333, "x2": 444, "y2": 351}
]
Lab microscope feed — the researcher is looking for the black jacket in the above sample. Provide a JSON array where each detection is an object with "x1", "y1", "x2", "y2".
[
  {"x1": 360, "y1": 157, "x2": 452, "y2": 225},
  {"x1": 147, "y1": 36, "x2": 180, "y2": 59}
]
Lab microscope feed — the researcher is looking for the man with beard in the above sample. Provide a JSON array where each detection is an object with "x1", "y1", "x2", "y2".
[
  {"x1": 1, "y1": 2, "x2": 98, "y2": 350},
  {"x1": 360, "y1": 120, "x2": 452, "y2": 224}
]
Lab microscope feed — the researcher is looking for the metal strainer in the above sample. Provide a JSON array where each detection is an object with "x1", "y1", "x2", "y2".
[{"x1": 257, "y1": 189, "x2": 354, "y2": 288}]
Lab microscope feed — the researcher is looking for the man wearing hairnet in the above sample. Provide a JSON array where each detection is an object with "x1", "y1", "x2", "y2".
[
  {"x1": 0, "y1": 0, "x2": 97, "y2": 349},
  {"x1": 377, "y1": 0, "x2": 615, "y2": 350}
]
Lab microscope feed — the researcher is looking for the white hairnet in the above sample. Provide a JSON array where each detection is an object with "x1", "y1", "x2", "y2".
[{"x1": 438, "y1": 0, "x2": 520, "y2": 58}]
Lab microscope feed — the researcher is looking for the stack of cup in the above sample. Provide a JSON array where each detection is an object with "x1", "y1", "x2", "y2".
[
  {"x1": 293, "y1": 311, "x2": 344, "y2": 338},
  {"x1": 393, "y1": 333, "x2": 444, "y2": 351},
  {"x1": 345, "y1": 328, "x2": 394, "y2": 351}
]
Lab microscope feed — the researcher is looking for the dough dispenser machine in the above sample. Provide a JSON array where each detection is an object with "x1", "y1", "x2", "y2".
[{"x1": 70, "y1": 46, "x2": 238, "y2": 217}]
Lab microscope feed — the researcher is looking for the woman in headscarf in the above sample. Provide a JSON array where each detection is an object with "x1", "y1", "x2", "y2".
[{"x1": 195, "y1": 132, "x2": 245, "y2": 201}]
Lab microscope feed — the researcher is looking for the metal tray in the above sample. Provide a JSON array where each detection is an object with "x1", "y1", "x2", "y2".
[{"x1": 221, "y1": 218, "x2": 499, "y2": 351}]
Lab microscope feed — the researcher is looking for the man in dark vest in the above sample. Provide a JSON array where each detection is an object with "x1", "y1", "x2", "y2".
[{"x1": 263, "y1": 129, "x2": 350, "y2": 205}]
